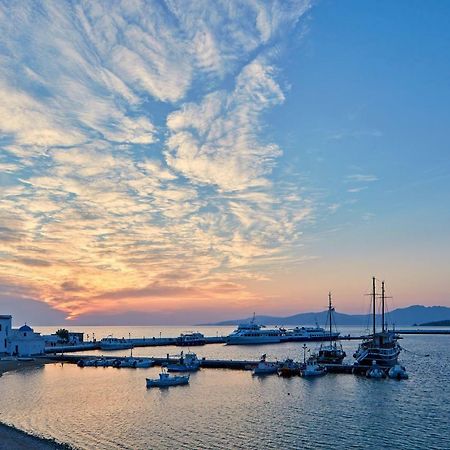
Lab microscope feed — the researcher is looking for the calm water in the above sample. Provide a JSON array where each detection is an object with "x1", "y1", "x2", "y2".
[{"x1": 0, "y1": 326, "x2": 449, "y2": 449}]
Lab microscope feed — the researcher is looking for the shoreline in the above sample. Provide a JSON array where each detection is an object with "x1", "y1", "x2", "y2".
[
  {"x1": 0, "y1": 356, "x2": 55, "y2": 376},
  {"x1": 0, "y1": 357, "x2": 75, "y2": 449},
  {"x1": 0, "y1": 422, "x2": 73, "y2": 449}
]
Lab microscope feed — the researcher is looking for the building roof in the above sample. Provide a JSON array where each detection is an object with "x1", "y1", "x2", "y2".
[
  {"x1": 0, "y1": 315, "x2": 12, "y2": 319},
  {"x1": 19, "y1": 324, "x2": 33, "y2": 332}
]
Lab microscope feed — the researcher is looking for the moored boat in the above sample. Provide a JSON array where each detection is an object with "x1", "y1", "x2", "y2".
[
  {"x1": 282, "y1": 325, "x2": 339, "y2": 343},
  {"x1": 316, "y1": 293, "x2": 346, "y2": 364},
  {"x1": 252, "y1": 354, "x2": 279, "y2": 375},
  {"x1": 146, "y1": 369, "x2": 190, "y2": 388},
  {"x1": 100, "y1": 336, "x2": 133, "y2": 351},
  {"x1": 277, "y1": 358, "x2": 300, "y2": 377},
  {"x1": 227, "y1": 314, "x2": 283, "y2": 345},
  {"x1": 176, "y1": 332, "x2": 206, "y2": 346},
  {"x1": 300, "y1": 359, "x2": 327, "y2": 377},
  {"x1": 353, "y1": 278, "x2": 401, "y2": 368},
  {"x1": 114, "y1": 357, "x2": 154, "y2": 368},
  {"x1": 300, "y1": 344, "x2": 327, "y2": 377},
  {"x1": 166, "y1": 351, "x2": 201, "y2": 372}
]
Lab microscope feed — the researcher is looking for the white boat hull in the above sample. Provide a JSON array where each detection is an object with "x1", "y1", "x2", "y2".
[{"x1": 146, "y1": 376, "x2": 189, "y2": 388}]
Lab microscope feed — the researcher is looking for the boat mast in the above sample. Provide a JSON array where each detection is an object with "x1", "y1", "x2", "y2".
[
  {"x1": 381, "y1": 281, "x2": 385, "y2": 333},
  {"x1": 372, "y1": 276, "x2": 376, "y2": 336},
  {"x1": 328, "y1": 292, "x2": 333, "y2": 346}
]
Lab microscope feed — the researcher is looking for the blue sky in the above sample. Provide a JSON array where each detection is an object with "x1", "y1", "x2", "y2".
[{"x1": 0, "y1": 0, "x2": 449, "y2": 324}]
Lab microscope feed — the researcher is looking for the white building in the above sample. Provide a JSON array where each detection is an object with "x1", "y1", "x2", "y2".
[
  {"x1": 0, "y1": 314, "x2": 12, "y2": 355},
  {"x1": 0, "y1": 315, "x2": 45, "y2": 356}
]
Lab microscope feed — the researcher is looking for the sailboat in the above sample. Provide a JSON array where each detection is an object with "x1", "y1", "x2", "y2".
[
  {"x1": 316, "y1": 292, "x2": 346, "y2": 364},
  {"x1": 353, "y1": 278, "x2": 401, "y2": 368}
]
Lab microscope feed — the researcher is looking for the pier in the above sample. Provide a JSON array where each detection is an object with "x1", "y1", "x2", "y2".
[
  {"x1": 43, "y1": 354, "x2": 370, "y2": 374},
  {"x1": 44, "y1": 329, "x2": 450, "y2": 354}
]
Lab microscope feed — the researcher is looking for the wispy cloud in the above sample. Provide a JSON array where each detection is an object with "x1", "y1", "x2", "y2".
[{"x1": 0, "y1": 0, "x2": 312, "y2": 319}]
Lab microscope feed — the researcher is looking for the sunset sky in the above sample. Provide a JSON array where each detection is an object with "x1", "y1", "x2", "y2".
[{"x1": 1, "y1": 0, "x2": 449, "y2": 325}]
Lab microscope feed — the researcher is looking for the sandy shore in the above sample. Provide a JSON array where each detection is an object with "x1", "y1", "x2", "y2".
[{"x1": 0, "y1": 357, "x2": 54, "y2": 376}]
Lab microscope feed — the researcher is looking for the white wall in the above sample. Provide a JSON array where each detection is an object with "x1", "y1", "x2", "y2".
[{"x1": 0, "y1": 316, "x2": 12, "y2": 354}]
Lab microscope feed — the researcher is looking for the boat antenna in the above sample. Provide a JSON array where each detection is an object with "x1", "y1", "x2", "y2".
[
  {"x1": 372, "y1": 276, "x2": 376, "y2": 336},
  {"x1": 303, "y1": 344, "x2": 307, "y2": 364}
]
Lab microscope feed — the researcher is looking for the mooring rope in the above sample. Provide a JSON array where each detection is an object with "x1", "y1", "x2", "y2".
[{"x1": 399, "y1": 345, "x2": 430, "y2": 357}]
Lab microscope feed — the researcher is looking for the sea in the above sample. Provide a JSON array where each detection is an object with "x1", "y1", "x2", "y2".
[{"x1": 0, "y1": 325, "x2": 449, "y2": 450}]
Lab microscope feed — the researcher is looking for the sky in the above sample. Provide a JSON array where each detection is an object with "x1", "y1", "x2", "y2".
[{"x1": 0, "y1": 0, "x2": 449, "y2": 325}]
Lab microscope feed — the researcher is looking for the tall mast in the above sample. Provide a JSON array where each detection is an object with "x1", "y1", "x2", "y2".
[
  {"x1": 328, "y1": 292, "x2": 332, "y2": 346},
  {"x1": 381, "y1": 281, "x2": 385, "y2": 333},
  {"x1": 372, "y1": 276, "x2": 376, "y2": 335}
]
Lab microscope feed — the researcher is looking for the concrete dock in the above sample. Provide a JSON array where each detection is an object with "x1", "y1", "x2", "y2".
[{"x1": 43, "y1": 354, "x2": 369, "y2": 374}]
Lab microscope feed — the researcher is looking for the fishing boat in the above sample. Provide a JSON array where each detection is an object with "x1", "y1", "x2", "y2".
[
  {"x1": 252, "y1": 354, "x2": 279, "y2": 375},
  {"x1": 277, "y1": 358, "x2": 300, "y2": 377},
  {"x1": 100, "y1": 336, "x2": 133, "y2": 351},
  {"x1": 301, "y1": 359, "x2": 327, "y2": 377},
  {"x1": 146, "y1": 369, "x2": 190, "y2": 388},
  {"x1": 300, "y1": 344, "x2": 327, "y2": 377},
  {"x1": 353, "y1": 278, "x2": 402, "y2": 368},
  {"x1": 176, "y1": 332, "x2": 206, "y2": 346},
  {"x1": 227, "y1": 314, "x2": 283, "y2": 345},
  {"x1": 166, "y1": 351, "x2": 200, "y2": 372},
  {"x1": 316, "y1": 293, "x2": 346, "y2": 364}
]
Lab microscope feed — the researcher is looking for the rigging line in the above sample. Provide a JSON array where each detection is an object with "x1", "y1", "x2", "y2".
[{"x1": 399, "y1": 345, "x2": 430, "y2": 357}]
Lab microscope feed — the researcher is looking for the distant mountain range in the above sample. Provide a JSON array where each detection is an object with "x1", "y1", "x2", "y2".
[{"x1": 202, "y1": 305, "x2": 450, "y2": 327}]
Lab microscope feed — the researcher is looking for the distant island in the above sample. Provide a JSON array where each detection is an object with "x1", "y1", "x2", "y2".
[
  {"x1": 417, "y1": 320, "x2": 450, "y2": 327},
  {"x1": 201, "y1": 305, "x2": 450, "y2": 327}
]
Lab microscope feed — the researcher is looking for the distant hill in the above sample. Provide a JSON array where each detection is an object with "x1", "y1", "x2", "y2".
[
  {"x1": 202, "y1": 305, "x2": 450, "y2": 327},
  {"x1": 418, "y1": 319, "x2": 450, "y2": 326}
]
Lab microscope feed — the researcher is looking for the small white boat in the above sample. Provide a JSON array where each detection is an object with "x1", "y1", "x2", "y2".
[
  {"x1": 253, "y1": 354, "x2": 278, "y2": 375},
  {"x1": 366, "y1": 361, "x2": 386, "y2": 379},
  {"x1": 77, "y1": 357, "x2": 114, "y2": 367},
  {"x1": 146, "y1": 370, "x2": 190, "y2": 388},
  {"x1": 94, "y1": 358, "x2": 115, "y2": 367},
  {"x1": 115, "y1": 357, "x2": 154, "y2": 368},
  {"x1": 100, "y1": 336, "x2": 133, "y2": 350},
  {"x1": 166, "y1": 351, "x2": 200, "y2": 372},
  {"x1": 300, "y1": 359, "x2": 327, "y2": 377},
  {"x1": 388, "y1": 364, "x2": 409, "y2": 380}
]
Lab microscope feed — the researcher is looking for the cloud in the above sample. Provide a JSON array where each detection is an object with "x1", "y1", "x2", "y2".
[
  {"x1": 346, "y1": 174, "x2": 378, "y2": 183},
  {"x1": 166, "y1": 58, "x2": 285, "y2": 190},
  {"x1": 0, "y1": 0, "x2": 313, "y2": 320}
]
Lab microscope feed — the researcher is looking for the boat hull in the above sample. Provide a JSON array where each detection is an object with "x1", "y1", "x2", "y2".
[{"x1": 146, "y1": 376, "x2": 189, "y2": 388}]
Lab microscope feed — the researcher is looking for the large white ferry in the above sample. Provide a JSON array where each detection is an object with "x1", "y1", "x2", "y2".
[
  {"x1": 281, "y1": 325, "x2": 339, "y2": 342},
  {"x1": 226, "y1": 315, "x2": 283, "y2": 345},
  {"x1": 100, "y1": 336, "x2": 133, "y2": 350}
]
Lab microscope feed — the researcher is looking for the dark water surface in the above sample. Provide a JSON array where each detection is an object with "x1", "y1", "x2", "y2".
[{"x1": 0, "y1": 326, "x2": 448, "y2": 449}]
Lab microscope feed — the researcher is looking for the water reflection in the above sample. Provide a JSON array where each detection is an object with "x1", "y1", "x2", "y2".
[{"x1": 0, "y1": 331, "x2": 448, "y2": 449}]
